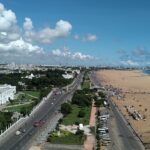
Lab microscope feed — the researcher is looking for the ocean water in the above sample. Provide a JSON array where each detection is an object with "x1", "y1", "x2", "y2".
[{"x1": 143, "y1": 69, "x2": 150, "y2": 75}]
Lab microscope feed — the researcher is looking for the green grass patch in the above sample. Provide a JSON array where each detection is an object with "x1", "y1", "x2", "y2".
[
  {"x1": 62, "y1": 104, "x2": 91, "y2": 125},
  {"x1": 22, "y1": 91, "x2": 40, "y2": 98},
  {"x1": 48, "y1": 130, "x2": 84, "y2": 145},
  {"x1": 82, "y1": 80, "x2": 90, "y2": 89},
  {"x1": 8, "y1": 91, "x2": 39, "y2": 106},
  {"x1": 4, "y1": 103, "x2": 33, "y2": 113}
]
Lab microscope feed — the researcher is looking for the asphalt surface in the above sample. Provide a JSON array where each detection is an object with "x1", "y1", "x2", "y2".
[
  {"x1": 0, "y1": 73, "x2": 83, "y2": 150},
  {"x1": 108, "y1": 98, "x2": 145, "y2": 150},
  {"x1": 90, "y1": 71, "x2": 145, "y2": 150}
]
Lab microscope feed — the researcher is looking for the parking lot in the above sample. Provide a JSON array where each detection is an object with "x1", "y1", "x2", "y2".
[{"x1": 97, "y1": 107, "x2": 111, "y2": 148}]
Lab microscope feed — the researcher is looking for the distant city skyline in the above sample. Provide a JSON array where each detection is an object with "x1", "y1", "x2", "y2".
[{"x1": 0, "y1": 0, "x2": 150, "y2": 66}]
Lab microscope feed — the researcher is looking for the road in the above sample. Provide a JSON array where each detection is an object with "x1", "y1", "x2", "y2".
[
  {"x1": 90, "y1": 71, "x2": 145, "y2": 150},
  {"x1": 0, "y1": 73, "x2": 83, "y2": 150},
  {"x1": 108, "y1": 97, "x2": 145, "y2": 150}
]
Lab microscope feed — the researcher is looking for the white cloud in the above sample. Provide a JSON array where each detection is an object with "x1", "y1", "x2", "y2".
[
  {"x1": 84, "y1": 34, "x2": 97, "y2": 42},
  {"x1": 52, "y1": 47, "x2": 93, "y2": 61},
  {"x1": 23, "y1": 17, "x2": 33, "y2": 30},
  {"x1": 0, "y1": 8, "x2": 16, "y2": 31},
  {"x1": 52, "y1": 47, "x2": 71, "y2": 57},
  {"x1": 121, "y1": 60, "x2": 139, "y2": 66},
  {"x1": 0, "y1": 2, "x2": 95, "y2": 65},
  {"x1": 72, "y1": 52, "x2": 93, "y2": 60},
  {"x1": 74, "y1": 33, "x2": 97, "y2": 42},
  {"x1": 52, "y1": 49, "x2": 62, "y2": 56},
  {"x1": 24, "y1": 19, "x2": 72, "y2": 44},
  {"x1": 0, "y1": 38, "x2": 44, "y2": 55},
  {"x1": 0, "y1": 3, "x2": 20, "y2": 43},
  {"x1": 74, "y1": 34, "x2": 80, "y2": 40}
]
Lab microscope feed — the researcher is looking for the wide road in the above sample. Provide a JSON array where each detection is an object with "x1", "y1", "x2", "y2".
[
  {"x1": 90, "y1": 71, "x2": 145, "y2": 150},
  {"x1": 108, "y1": 97, "x2": 145, "y2": 150},
  {"x1": 0, "y1": 73, "x2": 83, "y2": 150}
]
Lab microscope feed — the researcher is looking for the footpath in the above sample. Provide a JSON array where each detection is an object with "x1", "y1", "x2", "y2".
[{"x1": 84, "y1": 101, "x2": 96, "y2": 150}]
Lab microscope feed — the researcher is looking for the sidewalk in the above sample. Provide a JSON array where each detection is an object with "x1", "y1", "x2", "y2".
[
  {"x1": 84, "y1": 135, "x2": 95, "y2": 150},
  {"x1": 84, "y1": 100, "x2": 96, "y2": 150},
  {"x1": 89, "y1": 101, "x2": 96, "y2": 127}
]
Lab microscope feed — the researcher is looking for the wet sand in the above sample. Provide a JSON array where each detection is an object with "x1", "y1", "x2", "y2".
[{"x1": 96, "y1": 70, "x2": 150, "y2": 144}]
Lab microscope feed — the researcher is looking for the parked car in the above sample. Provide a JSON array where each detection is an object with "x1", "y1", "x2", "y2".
[{"x1": 15, "y1": 130, "x2": 21, "y2": 136}]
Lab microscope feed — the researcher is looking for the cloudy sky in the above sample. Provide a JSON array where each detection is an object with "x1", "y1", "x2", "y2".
[{"x1": 0, "y1": 0, "x2": 150, "y2": 66}]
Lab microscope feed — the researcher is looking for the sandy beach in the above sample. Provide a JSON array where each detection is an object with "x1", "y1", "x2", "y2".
[{"x1": 96, "y1": 70, "x2": 150, "y2": 144}]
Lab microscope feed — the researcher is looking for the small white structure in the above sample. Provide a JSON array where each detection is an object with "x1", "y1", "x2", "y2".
[
  {"x1": 0, "y1": 84, "x2": 16, "y2": 104},
  {"x1": 73, "y1": 70, "x2": 80, "y2": 74},
  {"x1": 79, "y1": 123, "x2": 84, "y2": 130},
  {"x1": 62, "y1": 74, "x2": 74, "y2": 79},
  {"x1": 25, "y1": 73, "x2": 35, "y2": 79}
]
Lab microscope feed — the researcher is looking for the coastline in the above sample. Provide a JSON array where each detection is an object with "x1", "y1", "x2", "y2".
[{"x1": 95, "y1": 69, "x2": 150, "y2": 144}]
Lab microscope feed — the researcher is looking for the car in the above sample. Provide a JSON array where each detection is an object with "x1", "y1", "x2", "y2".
[
  {"x1": 33, "y1": 121, "x2": 40, "y2": 127},
  {"x1": 39, "y1": 120, "x2": 45, "y2": 126},
  {"x1": 20, "y1": 129, "x2": 26, "y2": 133},
  {"x1": 15, "y1": 130, "x2": 21, "y2": 136}
]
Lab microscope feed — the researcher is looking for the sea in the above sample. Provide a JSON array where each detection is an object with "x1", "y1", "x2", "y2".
[{"x1": 143, "y1": 69, "x2": 150, "y2": 75}]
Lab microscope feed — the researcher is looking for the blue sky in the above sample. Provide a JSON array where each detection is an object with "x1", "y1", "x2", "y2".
[{"x1": 0, "y1": 0, "x2": 150, "y2": 66}]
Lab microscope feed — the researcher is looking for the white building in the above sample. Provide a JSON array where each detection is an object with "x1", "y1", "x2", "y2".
[
  {"x1": 0, "y1": 84, "x2": 16, "y2": 105},
  {"x1": 25, "y1": 73, "x2": 35, "y2": 79},
  {"x1": 62, "y1": 74, "x2": 74, "y2": 79}
]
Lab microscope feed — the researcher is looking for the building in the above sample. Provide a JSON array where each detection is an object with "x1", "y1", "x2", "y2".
[
  {"x1": 62, "y1": 74, "x2": 74, "y2": 79},
  {"x1": 0, "y1": 84, "x2": 16, "y2": 105},
  {"x1": 24, "y1": 73, "x2": 35, "y2": 79}
]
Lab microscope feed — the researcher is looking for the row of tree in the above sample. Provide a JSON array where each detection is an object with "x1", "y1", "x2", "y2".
[{"x1": 0, "y1": 69, "x2": 73, "y2": 91}]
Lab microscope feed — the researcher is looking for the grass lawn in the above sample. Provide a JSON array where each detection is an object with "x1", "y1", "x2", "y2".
[
  {"x1": 22, "y1": 91, "x2": 40, "y2": 98},
  {"x1": 8, "y1": 91, "x2": 39, "y2": 106},
  {"x1": 62, "y1": 104, "x2": 91, "y2": 125},
  {"x1": 82, "y1": 80, "x2": 90, "y2": 89},
  {"x1": 4, "y1": 103, "x2": 33, "y2": 112},
  {"x1": 48, "y1": 130, "x2": 84, "y2": 145}
]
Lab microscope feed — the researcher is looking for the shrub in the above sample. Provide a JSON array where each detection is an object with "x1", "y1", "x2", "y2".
[
  {"x1": 78, "y1": 109, "x2": 85, "y2": 118},
  {"x1": 61, "y1": 103, "x2": 72, "y2": 115}
]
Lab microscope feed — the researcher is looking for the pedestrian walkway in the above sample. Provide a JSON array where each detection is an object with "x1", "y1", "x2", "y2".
[
  {"x1": 89, "y1": 101, "x2": 96, "y2": 127},
  {"x1": 84, "y1": 135, "x2": 95, "y2": 150},
  {"x1": 84, "y1": 100, "x2": 96, "y2": 150},
  {"x1": 29, "y1": 146, "x2": 41, "y2": 150}
]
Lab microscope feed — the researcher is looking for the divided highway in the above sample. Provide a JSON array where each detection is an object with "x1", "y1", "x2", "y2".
[{"x1": 0, "y1": 73, "x2": 83, "y2": 150}]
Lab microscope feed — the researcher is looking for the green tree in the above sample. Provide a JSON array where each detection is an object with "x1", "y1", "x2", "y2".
[
  {"x1": 78, "y1": 109, "x2": 85, "y2": 118},
  {"x1": 98, "y1": 92, "x2": 106, "y2": 98},
  {"x1": 61, "y1": 103, "x2": 72, "y2": 115},
  {"x1": 76, "y1": 129, "x2": 84, "y2": 138},
  {"x1": 72, "y1": 91, "x2": 91, "y2": 107}
]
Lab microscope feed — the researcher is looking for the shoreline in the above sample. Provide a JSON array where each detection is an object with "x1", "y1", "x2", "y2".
[{"x1": 95, "y1": 69, "x2": 150, "y2": 144}]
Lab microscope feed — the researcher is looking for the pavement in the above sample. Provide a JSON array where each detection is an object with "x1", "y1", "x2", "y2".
[
  {"x1": 89, "y1": 101, "x2": 96, "y2": 127},
  {"x1": 31, "y1": 113, "x2": 63, "y2": 146},
  {"x1": 29, "y1": 146, "x2": 41, "y2": 150},
  {"x1": 84, "y1": 135, "x2": 95, "y2": 150},
  {"x1": 107, "y1": 98, "x2": 145, "y2": 150},
  {"x1": 0, "y1": 73, "x2": 83, "y2": 150},
  {"x1": 28, "y1": 112, "x2": 63, "y2": 150}
]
